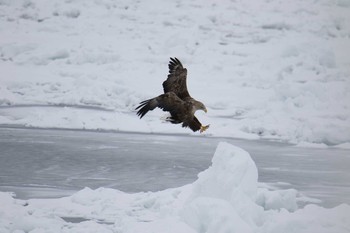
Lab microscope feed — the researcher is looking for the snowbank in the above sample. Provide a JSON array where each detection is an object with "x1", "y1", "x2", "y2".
[
  {"x1": 1, "y1": 142, "x2": 349, "y2": 233},
  {"x1": 1, "y1": 0, "x2": 350, "y2": 146}
]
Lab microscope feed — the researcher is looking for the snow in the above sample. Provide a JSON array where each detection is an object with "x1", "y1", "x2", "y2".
[
  {"x1": 334, "y1": 142, "x2": 350, "y2": 149},
  {"x1": 0, "y1": 142, "x2": 349, "y2": 233},
  {"x1": 0, "y1": 0, "x2": 350, "y2": 146},
  {"x1": 1, "y1": 0, "x2": 349, "y2": 231}
]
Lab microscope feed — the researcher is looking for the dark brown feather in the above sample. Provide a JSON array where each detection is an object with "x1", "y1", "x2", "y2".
[
  {"x1": 162, "y1": 57, "x2": 191, "y2": 100},
  {"x1": 183, "y1": 116, "x2": 201, "y2": 132},
  {"x1": 135, "y1": 98, "x2": 158, "y2": 118},
  {"x1": 136, "y1": 92, "x2": 186, "y2": 119}
]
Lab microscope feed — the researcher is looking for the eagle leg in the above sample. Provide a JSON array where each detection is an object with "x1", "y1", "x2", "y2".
[
  {"x1": 166, "y1": 116, "x2": 182, "y2": 124},
  {"x1": 200, "y1": 124, "x2": 210, "y2": 133}
]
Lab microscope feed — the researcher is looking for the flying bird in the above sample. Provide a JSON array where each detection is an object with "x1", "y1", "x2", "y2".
[{"x1": 136, "y1": 57, "x2": 209, "y2": 133}]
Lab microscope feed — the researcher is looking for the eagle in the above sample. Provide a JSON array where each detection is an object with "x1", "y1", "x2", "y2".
[{"x1": 136, "y1": 57, "x2": 209, "y2": 133}]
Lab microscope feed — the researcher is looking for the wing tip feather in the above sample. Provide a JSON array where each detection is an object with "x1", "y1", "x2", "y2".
[
  {"x1": 168, "y1": 57, "x2": 183, "y2": 74},
  {"x1": 135, "y1": 99, "x2": 153, "y2": 118}
]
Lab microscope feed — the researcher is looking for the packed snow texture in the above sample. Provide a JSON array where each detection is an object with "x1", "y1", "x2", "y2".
[
  {"x1": 1, "y1": 0, "x2": 350, "y2": 145},
  {"x1": 1, "y1": 142, "x2": 349, "y2": 233}
]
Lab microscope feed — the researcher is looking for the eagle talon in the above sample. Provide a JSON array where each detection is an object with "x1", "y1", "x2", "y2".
[{"x1": 200, "y1": 124, "x2": 210, "y2": 133}]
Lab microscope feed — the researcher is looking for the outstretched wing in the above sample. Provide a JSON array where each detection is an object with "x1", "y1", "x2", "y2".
[
  {"x1": 136, "y1": 92, "x2": 186, "y2": 119},
  {"x1": 162, "y1": 57, "x2": 191, "y2": 100}
]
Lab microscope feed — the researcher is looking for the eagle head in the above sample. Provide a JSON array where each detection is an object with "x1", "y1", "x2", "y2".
[{"x1": 193, "y1": 100, "x2": 207, "y2": 114}]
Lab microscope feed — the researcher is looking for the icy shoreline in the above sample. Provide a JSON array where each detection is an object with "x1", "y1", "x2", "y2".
[
  {"x1": 1, "y1": 105, "x2": 350, "y2": 149},
  {"x1": 1, "y1": 142, "x2": 349, "y2": 233}
]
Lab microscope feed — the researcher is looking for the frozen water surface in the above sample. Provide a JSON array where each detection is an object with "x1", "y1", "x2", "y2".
[{"x1": 0, "y1": 127, "x2": 349, "y2": 208}]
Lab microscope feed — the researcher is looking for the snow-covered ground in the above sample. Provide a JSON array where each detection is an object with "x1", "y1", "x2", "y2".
[
  {"x1": 1, "y1": 0, "x2": 350, "y2": 146},
  {"x1": 1, "y1": 142, "x2": 349, "y2": 233}
]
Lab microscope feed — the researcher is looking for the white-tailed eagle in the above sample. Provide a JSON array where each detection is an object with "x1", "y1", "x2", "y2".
[{"x1": 136, "y1": 57, "x2": 209, "y2": 133}]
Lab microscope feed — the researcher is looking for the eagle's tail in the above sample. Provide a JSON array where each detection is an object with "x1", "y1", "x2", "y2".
[{"x1": 135, "y1": 98, "x2": 158, "y2": 118}]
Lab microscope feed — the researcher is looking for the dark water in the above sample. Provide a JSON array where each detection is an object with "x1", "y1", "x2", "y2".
[{"x1": 0, "y1": 127, "x2": 349, "y2": 208}]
